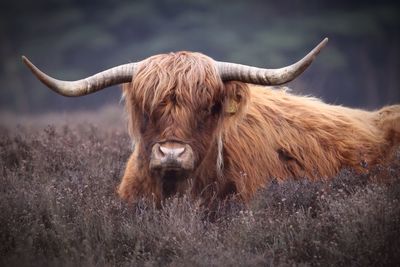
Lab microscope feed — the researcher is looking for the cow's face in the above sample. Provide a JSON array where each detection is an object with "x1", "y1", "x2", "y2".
[{"x1": 124, "y1": 52, "x2": 248, "y2": 183}]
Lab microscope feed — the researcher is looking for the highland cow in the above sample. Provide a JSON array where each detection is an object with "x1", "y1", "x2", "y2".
[{"x1": 23, "y1": 38, "x2": 400, "y2": 204}]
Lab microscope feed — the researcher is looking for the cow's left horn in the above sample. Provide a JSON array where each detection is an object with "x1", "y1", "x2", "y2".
[
  {"x1": 22, "y1": 56, "x2": 138, "y2": 97},
  {"x1": 216, "y1": 38, "x2": 328, "y2": 85}
]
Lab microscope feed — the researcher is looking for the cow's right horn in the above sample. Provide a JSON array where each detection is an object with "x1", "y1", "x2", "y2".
[
  {"x1": 22, "y1": 56, "x2": 139, "y2": 97},
  {"x1": 217, "y1": 38, "x2": 328, "y2": 86}
]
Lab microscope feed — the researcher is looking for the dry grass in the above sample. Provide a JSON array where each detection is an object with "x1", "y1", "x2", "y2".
[{"x1": 1, "y1": 107, "x2": 399, "y2": 266}]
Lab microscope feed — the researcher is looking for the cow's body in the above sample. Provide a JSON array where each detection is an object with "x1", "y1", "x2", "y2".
[{"x1": 118, "y1": 75, "x2": 400, "y2": 204}]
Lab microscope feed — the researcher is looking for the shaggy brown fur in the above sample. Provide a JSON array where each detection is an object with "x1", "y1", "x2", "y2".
[{"x1": 117, "y1": 51, "x2": 400, "y2": 204}]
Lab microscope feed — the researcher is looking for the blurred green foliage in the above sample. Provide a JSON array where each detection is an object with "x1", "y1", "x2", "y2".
[{"x1": 0, "y1": 0, "x2": 399, "y2": 112}]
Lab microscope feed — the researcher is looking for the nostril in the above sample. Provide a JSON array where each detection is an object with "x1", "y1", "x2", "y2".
[
  {"x1": 159, "y1": 146, "x2": 186, "y2": 158},
  {"x1": 175, "y1": 147, "x2": 185, "y2": 157},
  {"x1": 157, "y1": 145, "x2": 165, "y2": 157}
]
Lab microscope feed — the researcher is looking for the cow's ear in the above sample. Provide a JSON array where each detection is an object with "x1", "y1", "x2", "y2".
[
  {"x1": 225, "y1": 98, "x2": 239, "y2": 115},
  {"x1": 223, "y1": 81, "x2": 249, "y2": 117}
]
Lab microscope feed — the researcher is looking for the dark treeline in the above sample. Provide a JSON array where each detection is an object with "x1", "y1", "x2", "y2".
[{"x1": 0, "y1": 0, "x2": 399, "y2": 112}]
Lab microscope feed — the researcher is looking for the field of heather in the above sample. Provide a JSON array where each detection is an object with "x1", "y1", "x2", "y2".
[{"x1": 1, "y1": 107, "x2": 399, "y2": 266}]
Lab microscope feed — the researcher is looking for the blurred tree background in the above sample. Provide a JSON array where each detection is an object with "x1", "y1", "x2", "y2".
[{"x1": 0, "y1": 0, "x2": 399, "y2": 113}]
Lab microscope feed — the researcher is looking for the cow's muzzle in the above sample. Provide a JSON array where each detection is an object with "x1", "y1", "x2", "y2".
[{"x1": 149, "y1": 141, "x2": 195, "y2": 173}]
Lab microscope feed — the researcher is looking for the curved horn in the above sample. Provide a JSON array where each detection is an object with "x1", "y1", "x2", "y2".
[
  {"x1": 216, "y1": 37, "x2": 328, "y2": 85},
  {"x1": 22, "y1": 56, "x2": 138, "y2": 97}
]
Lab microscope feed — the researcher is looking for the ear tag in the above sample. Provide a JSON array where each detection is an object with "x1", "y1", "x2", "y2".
[{"x1": 226, "y1": 100, "x2": 238, "y2": 114}]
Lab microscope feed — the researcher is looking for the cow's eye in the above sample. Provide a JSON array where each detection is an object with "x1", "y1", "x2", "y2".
[
  {"x1": 210, "y1": 102, "x2": 222, "y2": 116},
  {"x1": 201, "y1": 103, "x2": 221, "y2": 118}
]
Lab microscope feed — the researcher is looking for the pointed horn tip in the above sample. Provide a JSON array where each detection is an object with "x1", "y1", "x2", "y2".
[
  {"x1": 21, "y1": 56, "x2": 35, "y2": 69},
  {"x1": 21, "y1": 55, "x2": 29, "y2": 64},
  {"x1": 308, "y1": 38, "x2": 329, "y2": 59},
  {"x1": 318, "y1": 37, "x2": 329, "y2": 49},
  {"x1": 21, "y1": 55, "x2": 28, "y2": 63}
]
